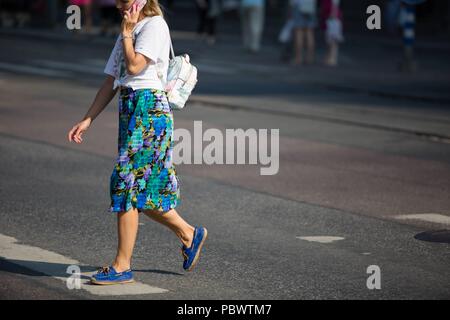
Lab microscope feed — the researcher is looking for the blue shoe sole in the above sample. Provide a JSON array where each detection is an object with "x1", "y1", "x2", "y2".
[
  {"x1": 90, "y1": 278, "x2": 135, "y2": 285},
  {"x1": 186, "y1": 227, "x2": 208, "y2": 272}
]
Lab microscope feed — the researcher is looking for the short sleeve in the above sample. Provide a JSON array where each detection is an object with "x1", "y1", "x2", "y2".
[
  {"x1": 104, "y1": 37, "x2": 120, "y2": 77},
  {"x1": 134, "y1": 18, "x2": 167, "y2": 64}
]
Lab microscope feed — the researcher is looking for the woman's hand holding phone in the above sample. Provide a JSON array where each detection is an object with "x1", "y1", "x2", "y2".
[
  {"x1": 121, "y1": 0, "x2": 146, "y2": 37},
  {"x1": 133, "y1": 0, "x2": 148, "y2": 12}
]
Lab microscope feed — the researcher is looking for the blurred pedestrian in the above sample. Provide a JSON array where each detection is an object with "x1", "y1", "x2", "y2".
[
  {"x1": 195, "y1": 0, "x2": 221, "y2": 45},
  {"x1": 240, "y1": 0, "x2": 266, "y2": 54},
  {"x1": 320, "y1": 0, "x2": 343, "y2": 67},
  {"x1": 290, "y1": 0, "x2": 317, "y2": 65},
  {"x1": 399, "y1": 0, "x2": 426, "y2": 72},
  {"x1": 69, "y1": 0, "x2": 93, "y2": 33},
  {"x1": 97, "y1": 0, "x2": 121, "y2": 37},
  {"x1": 385, "y1": 0, "x2": 402, "y2": 34},
  {"x1": 0, "y1": 0, "x2": 30, "y2": 28},
  {"x1": 278, "y1": 0, "x2": 296, "y2": 62}
]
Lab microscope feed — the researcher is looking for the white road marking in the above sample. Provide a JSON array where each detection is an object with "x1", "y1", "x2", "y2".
[
  {"x1": 32, "y1": 60, "x2": 104, "y2": 75},
  {"x1": 0, "y1": 233, "x2": 168, "y2": 296},
  {"x1": 296, "y1": 236, "x2": 345, "y2": 244},
  {"x1": 195, "y1": 63, "x2": 237, "y2": 75},
  {"x1": 394, "y1": 213, "x2": 450, "y2": 225},
  {"x1": 197, "y1": 58, "x2": 286, "y2": 74},
  {"x1": 0, "y1": 62, "x2": 70, "y2": 77},
  {"x1": 83, "y1": 58, "x2": 108, "y2": 67}
]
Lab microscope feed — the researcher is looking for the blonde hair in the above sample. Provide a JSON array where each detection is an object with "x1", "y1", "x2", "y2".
[{"x1": 142, "y1": 0, "x2": 164, "y2": 18}]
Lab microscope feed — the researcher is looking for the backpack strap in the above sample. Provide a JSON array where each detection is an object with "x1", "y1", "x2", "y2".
[
  {"x1": 157, "y1": 34, "x2": 175, "y2": 88},
  {"x1": 137, "y1": 16, "x2": 175, "y2": 60},
  {"x1": 137, "y1": 17, "x2": 175, "y2": 89},
  {"x1": 170, "y1": 37, "x2": 175, "y2": 60}
]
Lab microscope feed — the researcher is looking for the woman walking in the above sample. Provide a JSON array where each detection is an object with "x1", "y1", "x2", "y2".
[
  {"x1": 98, "y1": 0, "x2": 121, "y2": 37},
  {"x1": 320, "y1": 0, "x2": 343, "y2": 66},
  {"x1": 240, "y1": 0, "x2": 266, "y2": 54},
  {"x1": 290, "y1": 0, "x2": 317, "y2": 65},
  {"x1": 68, "y1": 0, "x2": 207, "y2": 285},
  {"x1": 195, "y1": 0, "x2": 220, "y2": 45}
]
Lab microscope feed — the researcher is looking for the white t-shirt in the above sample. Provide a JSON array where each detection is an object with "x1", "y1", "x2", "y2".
[{"x1": 104, "y1": 15, "x2": 171, "y2": 91}]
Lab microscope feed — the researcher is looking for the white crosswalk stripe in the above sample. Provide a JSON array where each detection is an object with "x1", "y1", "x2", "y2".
[
  {"x1": 0, "y1": 59, "x2": 110, "y2": 78},
  {"x1": 296, "y1": 236, "x2": 345, "y2": 244},
  {"x1": 0, "y1": 58, "x2": 281, "y2": 79},
  {"x1": 394, "y1": 213, "x2": 450, "y2": 225},
  {"x1": 32, "y1": 59, "x2": 104, "y2": 75},
  {"x1": 0, "y1": 62, "x2": 71, "y2": 77},
  {"x1": 0, "y1": 233, "x2": 168, "y2": 296},
  {"x1": 195, "y1": 62, "x2": 238, "y2": 75}
]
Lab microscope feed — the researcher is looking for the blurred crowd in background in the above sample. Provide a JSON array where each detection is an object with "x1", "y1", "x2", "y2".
[{"x1": 0, "y1": 0, "x2": 449, "y2": 71}]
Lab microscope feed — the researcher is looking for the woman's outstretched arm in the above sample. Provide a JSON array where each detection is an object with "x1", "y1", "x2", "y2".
[
  {"x1": 68, "y1": 75, "x2": 118, "y2": 144},
  {"x1": 82, "y1": 75, "x2": 118, "y2": 123}
]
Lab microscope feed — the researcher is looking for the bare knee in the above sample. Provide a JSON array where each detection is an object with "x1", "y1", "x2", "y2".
[
  {"x1": 141, "y1": 208, "x2": 160, "y2": 216},
  {"x1": 142, "y1": 208, "x2": 174, "y2": 217}
]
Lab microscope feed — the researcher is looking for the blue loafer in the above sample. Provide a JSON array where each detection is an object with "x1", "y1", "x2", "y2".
[
  {"x1": 90, "y1": 266, "x2": 134, "y2": 285},
  {"x1": 181, "y1": 226, "x2": 208, "y2": 271}
]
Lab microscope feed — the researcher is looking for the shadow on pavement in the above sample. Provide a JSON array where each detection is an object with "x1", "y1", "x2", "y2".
[{"x1": 0, "y1": 258, "x2": 183, "y2": 279}]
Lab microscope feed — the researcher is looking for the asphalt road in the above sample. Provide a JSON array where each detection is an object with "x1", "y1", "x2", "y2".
[{"x1": 0, "y1": 32, "x2": 449, "y2": 299}]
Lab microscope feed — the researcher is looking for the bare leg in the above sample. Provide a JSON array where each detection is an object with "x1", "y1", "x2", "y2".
[
  {"x1": 331, "y1": 41, "x2": 339, "y2": 65},
  {"x1": 247, "y1": 5, "x2": 264, "y2": 53},
  {"x1": 293, "y1": 28, "x2": 304, "y2": 65},
  {"x1": 112, "y1": 207, "x2": 139, "y2": 272},
  {"x1": 142, "y1": 208, "x2": 195, "y2": 248},
  {"x1": 83, "y1": 4, "x2": 93, "y2": 33},
  {"x1": 241, "y1": 7, "x2": 250, "y2": 50},
  {"x1": 325, "y1": 40, "x2": 338, "y2": 66},
  {"x1": 306, "y1": 28, "x2": 315, "y2": 64}
]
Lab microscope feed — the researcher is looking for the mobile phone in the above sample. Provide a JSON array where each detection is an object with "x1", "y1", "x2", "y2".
[{"x1": 128, "y1": 0, "x2": 147, "y2": 13}]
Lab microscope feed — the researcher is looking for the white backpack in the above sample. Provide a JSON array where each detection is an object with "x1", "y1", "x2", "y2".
[{"x1": 157, "y1": 41, "x2": 198, "y2": 110}]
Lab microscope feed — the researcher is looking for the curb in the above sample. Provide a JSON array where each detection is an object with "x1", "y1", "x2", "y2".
[
  {"x1": 318, "y1": 83, "x2": 450, "y2": 105},
  {"x1": 189, "y1": 96, "x2": 450, "y2": 144}
]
